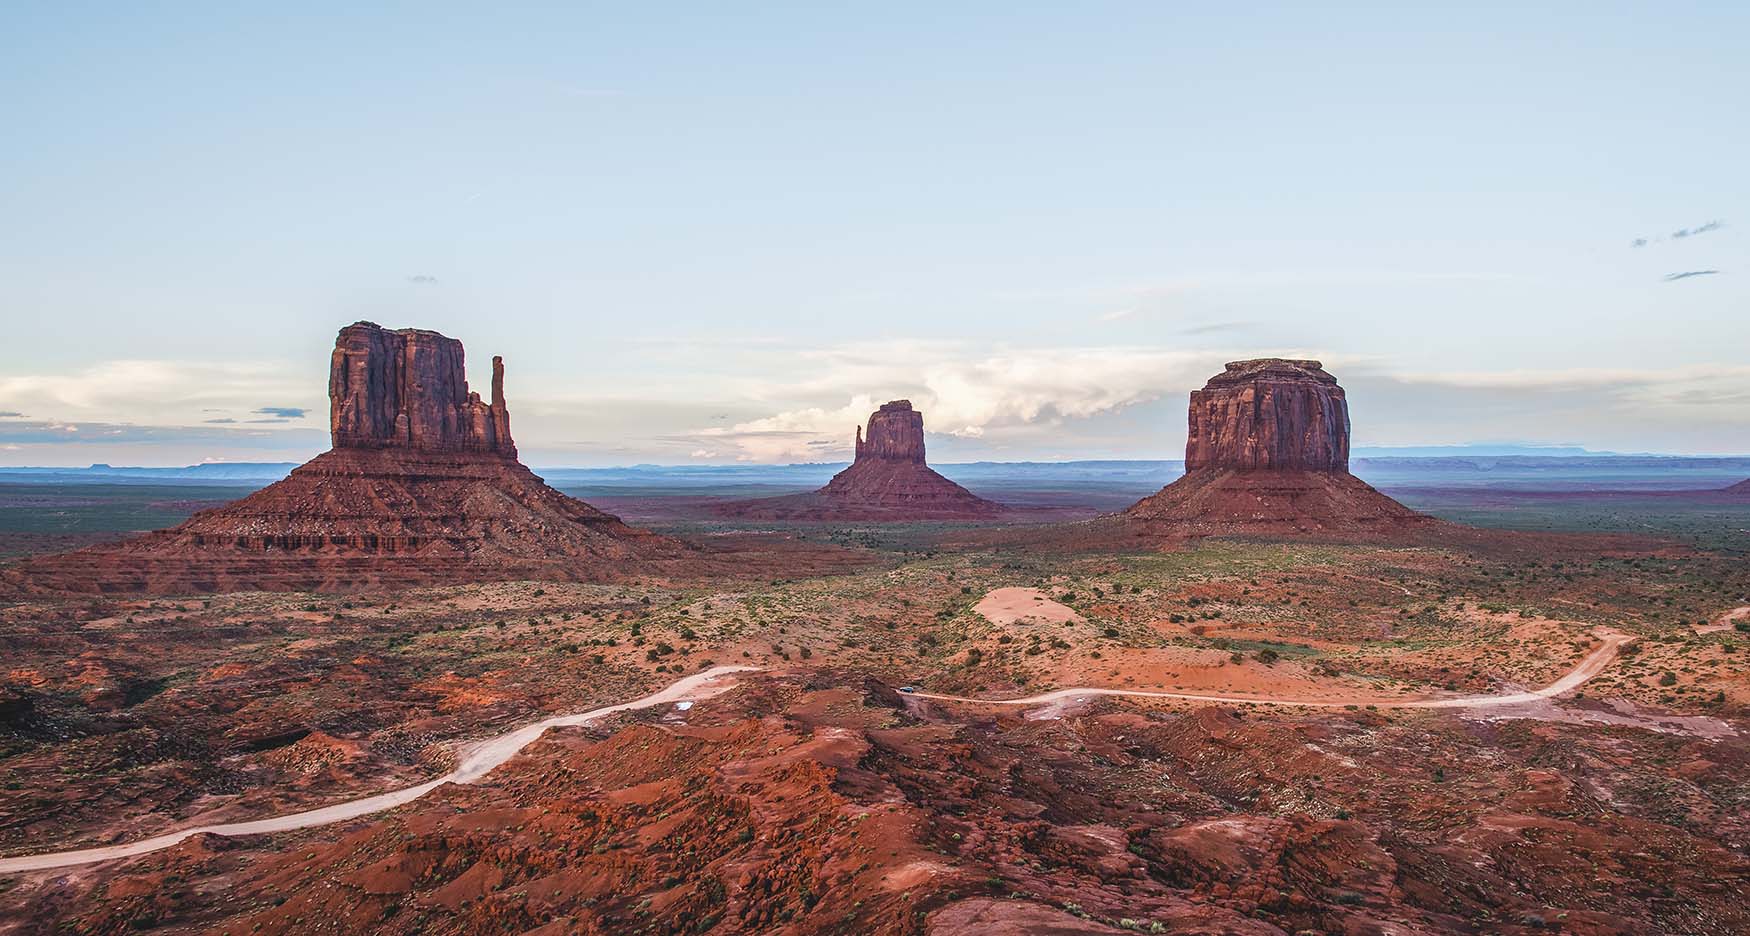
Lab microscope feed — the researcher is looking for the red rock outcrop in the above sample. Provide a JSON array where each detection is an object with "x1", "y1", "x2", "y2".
[
  {"x1": 4, "y1": 323, "x2": 689, "y2": 593},
  {"x1": 329, "y1": 322, "x2": 515, "y2": 456},
  {"x1": 715, "y1": 401, "x2": 1007, "y2": 521},
  {"x1": 853, "y1": 399, "x2": 927, "y2": 463},
  {"x1": 1186, "y1": 359, "x2": 1348, "y2": 472},
  {"x1": 1123, "y1": 359, "x2": 1430, "y2": 537}
]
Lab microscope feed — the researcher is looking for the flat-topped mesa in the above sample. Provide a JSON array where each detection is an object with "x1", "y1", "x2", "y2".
[
  {"x1": 1185, "y1": 358, "x2": 1348, "y2": 473},
  {"x1": 329, "y1": 321, "x2": 516, "y2": 457},
  {"x1": 854, "y1": 400, "x2": 926, "y2": 464},
  {"x1": 1119, "y1": 356, "x2": 1429, "y2": 537}
]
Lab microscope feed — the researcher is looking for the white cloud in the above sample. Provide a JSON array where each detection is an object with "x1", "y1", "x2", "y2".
[
  {"x1": 0, "y1": 359, "x2": 313, "y2": 428},
  {"x1": 680, "y1": 344, "x2": 1231, "y2": 462},
  {"x1": 663, "y1": 343, "x2": 1750, "y2": 462}
]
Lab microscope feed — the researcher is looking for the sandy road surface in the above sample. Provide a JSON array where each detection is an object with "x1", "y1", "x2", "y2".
[
  {"x1": 0, "y1": 666, "x2": 755, "y2": 874},
  {"x1": 913, "y1": 629, "x2": 1633, "y2": 711},
  {"x1": 1697, "y1": 606, "x2": 1750, "y2": 634}
]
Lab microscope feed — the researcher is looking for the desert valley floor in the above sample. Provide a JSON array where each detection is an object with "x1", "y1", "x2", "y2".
[{"x1": 2, "y1": 512, "x2": 1748, "y2": 935}]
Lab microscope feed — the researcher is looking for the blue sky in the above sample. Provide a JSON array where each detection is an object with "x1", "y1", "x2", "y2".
[{"x1": 1, "y1": 3, "x2": 1745, "y2": 465}]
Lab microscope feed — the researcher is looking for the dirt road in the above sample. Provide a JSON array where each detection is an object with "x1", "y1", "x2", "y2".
[
  {"x1": 0, "y1": 666, "x2": 754, "y2": 875},
  {"x1": 1697, "y1": 606, "x2": 1749, "y2": 634},
  {"x1": 0, "y1": 631, "x2": 1639, "y2": 874},
  {"x1": 912, "y1": 629, "x2": 1633, "y2": 711}
]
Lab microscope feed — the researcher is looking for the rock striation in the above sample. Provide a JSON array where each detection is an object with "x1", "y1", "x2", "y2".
[
  {"x1": 5, "y1": 322, "x2": 688, "y2": 593},
  {"x1": 1186, "y1": 359, "x2": 1348, "y2": 472},
  {"x1": 1124, "y1": 359, "x2": 1428, "y2": 536},
  {"x1": 853, "y1": 400, "x2": 928, "y2": 464},
  {"x1": 328, "y1": 322, "x2": 515, "y2": 456},
  {"x1": 715, "y1": 401, "x2": 1006, "y2": 521}
]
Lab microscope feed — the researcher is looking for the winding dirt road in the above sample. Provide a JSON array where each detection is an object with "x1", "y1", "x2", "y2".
[
  {"x1": 1697, "y1": 606, "x2": 1750, "y2": 634},
  {"x1": 0, "y1": 631, "x2": 1637, "y2": 875},
  {"x1": 912, "y1": 629, "x2": 1633, "y2": 711},
  {"x1": 0, "y1": 665, "x2": 755, "y2": 875}
]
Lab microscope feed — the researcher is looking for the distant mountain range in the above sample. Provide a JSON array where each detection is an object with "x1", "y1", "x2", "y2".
[{"x1": 1, "y1": 454, "x2": 1746, "y2": 495}]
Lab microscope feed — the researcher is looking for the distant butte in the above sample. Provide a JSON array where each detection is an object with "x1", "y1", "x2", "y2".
[
  {"x1": 713, "y1": 400, "x2": 1007, "y2": 521},
  {"x1": 1122, "y1": 359, "x2": 1432, "y2": 536},
  {"x1": 4, "y1": 322, "x2": 689, "y2": 593}
]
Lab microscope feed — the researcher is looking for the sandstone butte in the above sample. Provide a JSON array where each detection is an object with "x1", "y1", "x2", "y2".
[
  {"x1": 1123, "y1": 359, "x2": 1431, "y2": 536},
  {"x1": 4, "y1": 322, "x2": 688, "y2": 593},
  {"x1": 714, "y1": 400, "x2": 1006, "y2": 521}
]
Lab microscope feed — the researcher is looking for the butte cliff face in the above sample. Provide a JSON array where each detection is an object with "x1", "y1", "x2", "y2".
[
  {"x1": 851, "y1": 400, "x2": 927, "y2": 464},
  {"x1": 1185, "y1": 359, "x2": 1349, "y2": 472},
  {"x1": 1125, "y1": 359, "x2": 1427, "y2": 536},
  {"x1": 6, "y1": 322, "x2": 687, "y2": 593},
  {"x1": 717, "y1": 400, "x2": 1005, "y2": 521},
  {"x1": 328, "y1": 322, "x2": 516, "y2": 457}
]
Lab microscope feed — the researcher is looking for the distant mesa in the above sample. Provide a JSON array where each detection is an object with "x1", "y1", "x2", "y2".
[
  {"x1": 713, "y1": 400, "x2": 1007, "y2": 521},
  {"x1": 1122, "y1": 359, "x2": 1431, "y2": 536},
  {"x1": 1724, "y1": 478, "x2": 1750, "y2": 497},
  {"x1": 5, "y1": 322, "x2": 687, "y2": 593}
]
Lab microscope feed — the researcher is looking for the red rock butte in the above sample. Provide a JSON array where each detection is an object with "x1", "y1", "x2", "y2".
[
  {"x1": 1186, "y1": 358, "x2": 1349, "y2": 472},
  {"x1": 329, "y1": 323, "x2": 516, "y2": 456},
  {"x1": 714, "y1": 400, "x2": 1005, "y2": 521},
  {"x1": 4, "y1": 322, "x2": 687, "y2": 593},
  {"x1": 1124, "y1": 359, "x2": 1430, "y2": 536}
]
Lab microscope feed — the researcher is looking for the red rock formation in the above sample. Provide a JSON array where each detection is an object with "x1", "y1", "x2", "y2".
[
  {"x1": 1186, "y1": 359, "x2": 1348, "y2": 472},
  {"x1": 5, "y1": 323, "x2": 689, "y2": 593},
  {"x1": 1124, "y1": 359, "x2": 1429, "y2": 537},
  {"x1": 329, "y1": 322, "x2": 515, "y2": 456},
  {"x1": 854, "y1": 400, "x2": 927, "y2": 463},
  {"x1": 715, "y1": 401, "x2": 1006, "y2": 521}
]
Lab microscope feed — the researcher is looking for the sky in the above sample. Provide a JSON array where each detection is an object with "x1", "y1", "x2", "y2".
[{"x1": 1, "y1": 2, "x2": 1745, "y2": 466}]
